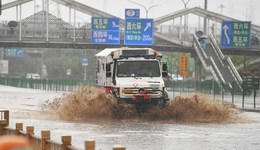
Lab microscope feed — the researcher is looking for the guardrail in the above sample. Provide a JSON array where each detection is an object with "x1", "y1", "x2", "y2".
[
  {"x1": 166, "y1": 79, "x2": 259, "y2": 108},
  {"x1": 0, "y1": 110, "x2": 126, "y2": 150},
  {"x1": 0, "y1": 77, "x2": 95, "y2": 92}
]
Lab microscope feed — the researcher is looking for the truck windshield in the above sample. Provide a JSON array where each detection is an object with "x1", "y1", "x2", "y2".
[{"x1": 117, "y1": 61, "x2": 160, "y2": 77}]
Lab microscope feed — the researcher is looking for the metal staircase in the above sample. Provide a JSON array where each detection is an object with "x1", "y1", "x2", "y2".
[{"x1": 193, "y1": 33, "x2": 243, "y2": 93}]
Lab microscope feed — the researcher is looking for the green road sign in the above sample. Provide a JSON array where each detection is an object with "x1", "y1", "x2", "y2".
[
  {"x1": 221, "y1": 21, "x2": 251, "y2": 48},
  {"x1": 91, "y1": 17, "x2": 120, "y2": 44},
  {"x1": 4, "y1": 48, "x2": 24, "y2": 57}
]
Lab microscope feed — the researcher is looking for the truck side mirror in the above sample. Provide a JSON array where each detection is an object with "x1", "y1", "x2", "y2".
[
  {"x1": 106, "y1": 64, "x2": 112, "y2": 77},
  {"x1": 163, "y1": 63, "x2": 167, "y2": 71},
  {"x1": 162, "y1": 71, "x2": 168, "y2": 78},
  {"x1": 106, "y1": 72, "x2": 112, "y2": 77}
]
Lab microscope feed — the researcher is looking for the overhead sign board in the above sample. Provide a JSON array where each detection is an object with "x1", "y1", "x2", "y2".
[
  {"x1": 4, "y1": 48, "x2": 24, "y2": 57},
  {"x1": 180, "y1": 55, "x2": 189, "y2": 77},
  {"x1": 221, "y1": 21, "x2": 251, "y2": 48},
  {"x1": 125, "y1": 9, "x2": 140, "y2": 18},
  {"x1": 124, "y1": 18, "x2": 154, "y2": 45},
  {"x1": 91, "y1": 17, "x2": 120, "y2": 44}
]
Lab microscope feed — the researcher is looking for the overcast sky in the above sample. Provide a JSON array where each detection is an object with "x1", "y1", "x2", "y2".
[{"x1": 1, "y1": 0, "x2": 260, "y2": 25}]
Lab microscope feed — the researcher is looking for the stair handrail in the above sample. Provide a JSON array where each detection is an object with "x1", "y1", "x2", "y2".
[
  {"x1": 226, "y1": 57, "x2": 243, "y2": 90},
  {"x1": 209, "y1": 34, "x2": 225, "y2": 67},
  {"x1": 193, "y1": 34, "x2": 210, "y2": 68},
  {"x1": 193, "y1": 34, "x2": 222, "y2": 83},
  {"x1": 209, "y1": 57, "x2": 226, "y2": 84},
  {"x1": 209, "y1": 34, "x2": 243, "y2": 91}
]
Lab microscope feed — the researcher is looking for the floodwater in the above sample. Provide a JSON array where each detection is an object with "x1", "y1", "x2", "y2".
[{"x1": 1, "y1": 85, "x2": 260, "y2": 150}]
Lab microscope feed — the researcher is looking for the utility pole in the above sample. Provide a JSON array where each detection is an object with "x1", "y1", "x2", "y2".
[
  {"x1": 0, "y1": 0, "x2": 2, "y2": 16},
  {"x1": 181, "y1": 0, "x2": 191, "y2": 37},
  {"x1": 203, "y1": 0, "x2": 208, "y2": 33},
  {"x1": 220, "y1": 4, "x2": 224, "y2": 15},
  {"x1": 181, "y1": 0, "x2": 191, "y2": 8}
]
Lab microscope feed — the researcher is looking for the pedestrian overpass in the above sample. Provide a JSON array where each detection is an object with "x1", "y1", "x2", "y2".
[{"x1": 1, "y1": 0, "x2": 260, "y2": 93}]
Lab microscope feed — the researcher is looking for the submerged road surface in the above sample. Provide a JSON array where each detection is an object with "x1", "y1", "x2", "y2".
[{"x1": 1, "y1": 85, "x2": 260, "y2": 150}]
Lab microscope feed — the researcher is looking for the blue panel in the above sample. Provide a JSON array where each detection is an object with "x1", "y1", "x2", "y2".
[
  {"x1": 125, "y1": 9, "x2": 140, "y2": 18},
  {"x1": 124, "y1": 18, "x2": 153, "y2": 45},
  {"x1": 16, "y1": 48, "x2": 24, "y2": 57},
  {"x1": 4, "y1": 48, "x2": 23, "y2": 57},
  {"x1": 82, "y1": 57, "x2": 89, "y2": 66},
  {"x1": 221, "y1": 21, "x2": 251, "y2": 48},
  {"x1": 221, "y1": 21, "x2": 233, "y2": 48},
  {"x1": 91, "y1": 17, "x2": 120, "y2": 44},
  {"x1": 91, "y1": 30, "x2": 120, "y2": 44}
]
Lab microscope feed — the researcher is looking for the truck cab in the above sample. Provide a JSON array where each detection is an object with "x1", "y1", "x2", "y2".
[{"x1": 95, "y1": 47, "x2": 169, "y2": 105}]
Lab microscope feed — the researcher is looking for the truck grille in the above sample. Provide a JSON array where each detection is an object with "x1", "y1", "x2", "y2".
[{"x1": 122, "y1": 87, "x2": 161, "y2": 95}]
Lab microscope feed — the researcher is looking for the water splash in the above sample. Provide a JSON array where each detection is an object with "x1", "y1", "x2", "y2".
[{"x1": 42, "y1": 86, "x2": 242, "y2": 123}]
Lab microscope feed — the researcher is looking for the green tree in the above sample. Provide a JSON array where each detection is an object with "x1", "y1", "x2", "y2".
[{"x1": 43, "y1": 49, "x2": 96, "y2": 80}]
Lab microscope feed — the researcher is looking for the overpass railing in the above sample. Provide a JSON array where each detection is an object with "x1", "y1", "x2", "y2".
[{"x1": 0, "y1": 25, "x2": 90, "y2": 43}]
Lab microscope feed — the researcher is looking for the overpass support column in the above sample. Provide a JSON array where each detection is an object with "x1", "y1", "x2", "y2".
[
  {"x1": 69, "y1": 7, "x2": 71, "y2": 25},
  {"x1": 172, "y1": 19, "x2": 175, "y2": 33},
  {"x1": 19, "y1": 4, "x2": 22, "y2": 42},
  {"x1": 0, "y1": 48, "x2": 3, "y2": 60},
  {"x1": 16, "y1": 6, "x2": 18, "y2": 21},
  {"x1": 46, "y1": 0, "x2": 49, "y2": 42},
  {"x1": 194, "y1": 55, "x2": 202, "y2": 81},
  {"x1": 74, "y1": 9, "x2": 76, "y2": 43},
  {"x1": 198, "y1": 16, "x2": 201, "y2": 31},
  {"x1": 179, "y1": 16, "x2": 182, "y2": 39}
]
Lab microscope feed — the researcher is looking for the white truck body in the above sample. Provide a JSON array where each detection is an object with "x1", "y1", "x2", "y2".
[{"x1": 95, "y1": 47, "x2": 168, "y2": 104}]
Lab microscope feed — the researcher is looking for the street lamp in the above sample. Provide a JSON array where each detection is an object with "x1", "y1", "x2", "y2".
[
  {"x1": 180, "y1": 0, "x2": 191, "y2": 35},
  {"x1": 220, "y1": 4, "x2": 225, "y2": 15},
  {"x1": 203, "y1": 0, "x2": 208, "y2": 33},
  {"x1": 74, "y1": 16, "x2": 90, "y2": 81},
  {"x1": 181, "y1": 0, "x2": 191, "y2": 8},
  {"x1": 128, "y1": 0, "x2": 160, "y2": 18}
]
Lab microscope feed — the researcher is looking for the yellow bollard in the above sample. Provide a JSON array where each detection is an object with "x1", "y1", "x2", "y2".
[
  {"x1": 61, "y1": 135, "x2": 71, "y2": 150},
  {"x1": 16, "y1": 123, "x2": 23, "y2": 131},
  {"x1": 26, "y1": 126, "x2": 34, "y2": 137},
  {"x1": 4, "y1": 110, "x2": 9, "y2": 126},
  {"x1": 113, "y1": 145, "x2": 126, "y2": 150},
  {"x1": 85, "y1": 139, "x2": 95, "y2": 150},
  {"x1": 15, "y1": 123, "x2": 23, "y2": 135},
  {"x1": 41, "y1": 130, "x2": 51, "y2": 150}
]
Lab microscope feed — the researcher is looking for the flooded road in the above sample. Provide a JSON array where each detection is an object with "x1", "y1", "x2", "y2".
[
  {"x1": 1, "y1": 85, "x2": 260, "y2": 150},
  {"x1": 8, "y1": 116, "x2": 260, "y2": 150}
]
